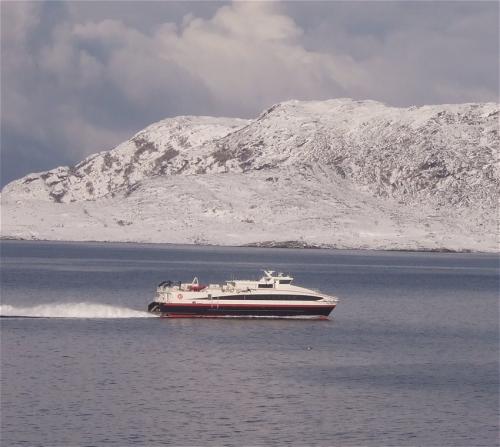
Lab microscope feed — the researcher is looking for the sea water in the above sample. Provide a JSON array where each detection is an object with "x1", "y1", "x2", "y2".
[{"x1": 1, "y1": 241, "x2": 498, "y2": 446}]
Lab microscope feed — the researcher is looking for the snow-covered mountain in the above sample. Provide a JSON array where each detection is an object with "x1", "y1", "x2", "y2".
[{"x1": 2, "y1": 99, "x2": 498, "y2": 251}]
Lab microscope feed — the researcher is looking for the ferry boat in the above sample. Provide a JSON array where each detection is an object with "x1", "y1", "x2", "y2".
[{"x1": 148, "y1": 270, "x2": 338, "y2": 319}]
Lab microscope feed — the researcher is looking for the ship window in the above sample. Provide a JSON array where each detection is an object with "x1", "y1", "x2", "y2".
[
  {"x1": 216, "y1": 294, "x2": 321, "y2": 301},
  {"x1": 258, "y1": 284, "x2": 273, "y2": 288},
  {"x1": 279, "y1": 280, "x2": 292, "y2": 284}
]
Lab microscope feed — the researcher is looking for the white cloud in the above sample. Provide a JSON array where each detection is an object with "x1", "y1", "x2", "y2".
[{"x1": 157, "y1": 2, "x2": 366, "y2": 114}]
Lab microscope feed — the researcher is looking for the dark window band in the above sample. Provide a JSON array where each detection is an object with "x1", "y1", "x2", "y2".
[{"x1": 212, "y1": 294, "x2": 321, "y2": 301}]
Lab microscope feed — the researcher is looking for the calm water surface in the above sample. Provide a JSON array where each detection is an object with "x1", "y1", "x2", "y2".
[{"x1": 1, "y1": 241, "x2": 498, "y2": 446}]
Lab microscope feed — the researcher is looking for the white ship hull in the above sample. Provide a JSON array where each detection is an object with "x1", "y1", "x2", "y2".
[{"x1": 148, "y1": 271, "x2": 339, "y2": 319}]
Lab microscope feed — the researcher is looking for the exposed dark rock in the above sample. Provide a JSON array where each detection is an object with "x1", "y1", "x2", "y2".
[
  {"x1": 154, "y1": 148, "x2": 180, "y2": 171},
  {"x1": 86, "y1": 181, "x2": 94, "y2": 195},
  {"x1": 49, "y1": 189, "x2": 66, "y2": 203},
  {"x1": 124, "y1": 182, "x2": 140, "y2": 197},
  {"x1": 254, "y1": 163, "x2": 273, "y2": 171},
  {"x1": 244, "y1": 240, "x2": 322, "y2": 249},
  {"x1": 212, "y1": 146, "x2": 233, "y2": 164},
  {"x1": 333, "y1": 165, "x2": 346, "y2": 178},
  {"x1": 176, "y1": 160, "x2": 190, "y2": 174},
  {"x1": 116, "y1": 219, "x2": 132, "y2": 226},
  {"x1": 133, "y1": 137, "x2": 158, "y2": 157},
  {"x1": 103, "y1": 152, "x2": 119, "y2": 171},
  {"x1": 177, "y1": 135, "x2": 191, "y2": 148},
  {"x1": 123, "y1": 163, "x2": 134, "y2": 178}
]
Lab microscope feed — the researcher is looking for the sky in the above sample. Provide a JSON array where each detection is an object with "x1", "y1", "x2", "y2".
[{"x1": 1, "y1": 1, "x2": 498, "y2": 186}]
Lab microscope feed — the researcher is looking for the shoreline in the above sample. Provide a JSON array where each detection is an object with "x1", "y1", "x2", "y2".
[{"x1": 0, "y1": 236, "x2": 494, "y2": 254}]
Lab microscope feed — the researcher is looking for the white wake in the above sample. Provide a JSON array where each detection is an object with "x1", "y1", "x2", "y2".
[{"x1": 0, "y1": 302, "x2": 156, "y2": 319}]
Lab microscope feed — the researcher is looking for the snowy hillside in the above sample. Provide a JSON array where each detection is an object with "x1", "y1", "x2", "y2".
[
  {"x1": 2, "y1": 99, "x2": 498, "y2": 251},
  {"x1": 2, "y1": 116, "x2": 249, "y2": 203}
]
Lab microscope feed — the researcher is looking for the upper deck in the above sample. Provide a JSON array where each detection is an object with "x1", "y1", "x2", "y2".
[
  {"x1": 159, "y1": 271, "x2": 297, "y2": 293},
  {"x1": 154, "y1": 270, "x2": 337, "y2": 304},
  {"x1": 227, "y1": 270, "x2": 294, "y2": 290}
]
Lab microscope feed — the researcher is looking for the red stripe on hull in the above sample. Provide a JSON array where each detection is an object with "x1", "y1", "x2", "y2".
[{"x1": 160, "y1": 314, "x2": 331, "y2": 320}]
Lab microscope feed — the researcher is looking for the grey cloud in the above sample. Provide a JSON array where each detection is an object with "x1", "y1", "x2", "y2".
[
  {"x1": 66, "y1": 1, "x2": 225, "y2": 35},
  {"x1": 284, "y1": 1, "x2": 499, "y2": 105},
  {"x1": 1, "y1": 2, "x2": 216, "y2": 185},
  {"x1": 1, "y1": 128, "x2": 75, "y2": 186}
]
